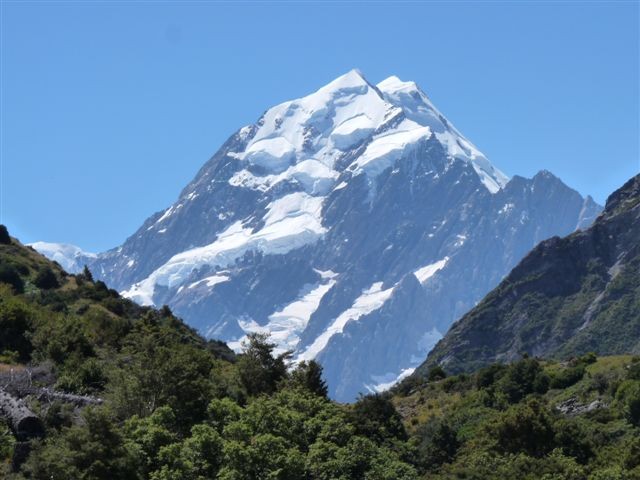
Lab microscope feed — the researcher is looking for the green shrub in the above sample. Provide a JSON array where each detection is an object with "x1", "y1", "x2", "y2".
[
  {"x1": 34, "y1": 265, "x2": 60, "y2": 289},
  {"x1": 0, "y1": 225, "x2": 10, "y2": 244},
  {"x1": 0, "y1": 262, "x2": 25, "y2": 293},
  {"x1": 428, "y1": 366, "x2": 447, "y2": 382},
  {"x1": 490, "y1": 398, "x2": 556, "y2": 457},
  {"x1": 416, "y1": 417, "x2": 459, "y2": 470},
  {"x1": 550, "y1": 365, "x2": 586, "y2": 389},
  {"x1": 350, "y1": 393, "x2": 408, "y2": 443},
  {"x1": 495, "y1": 358, "x2": 550, "y2": 403}
]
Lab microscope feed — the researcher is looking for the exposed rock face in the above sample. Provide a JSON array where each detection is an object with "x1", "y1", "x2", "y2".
[
  {"x1": 556, "y1": 397, "x2": 607, "y2": 416},
  {"x1": 33, "y1": 71, "x2": 601, "y2": 401},
  {"x1": 418, "y1": 175, "x2": 639, "y2": 377}
]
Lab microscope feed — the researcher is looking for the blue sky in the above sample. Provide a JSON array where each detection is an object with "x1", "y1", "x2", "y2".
[{"x1": 2, "y1": 1, "x2": 638, "y2": 252}]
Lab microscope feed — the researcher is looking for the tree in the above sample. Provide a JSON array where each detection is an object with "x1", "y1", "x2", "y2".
[
  {"x1": 0, "y1": 225, "x2": 10, "y2": 244},
  {"x1": 289, "y1": 360, "x2": 329, "y2": 398},
  {"x1": 416, "y1": 418, "x2": 459, "y2": 470},
  {"x1": 109, "y1": 335, "x2": 214, "y2": 428},
  {"x1": 495, "y1": 357, "x2": 549, "y2": 403},
  {"x1": 0, "y1": 294, "x2": 34, "y2": 361},
  {"x1": 219, "y1": 433, "x2": 305, "y2": 480},
  {"x1": 123, "y1": 406, "x2": 178, "y2": 475},
  {"x1": 428, "y1": 365, "x2": 447, "y2": 382},
  {"x1": 615, "y1": 380, "x2": 640, "y2": 427},
  {"x1": 490, "y1": 398, "x2": 556, "y2": 457},
  {"x1": 237, "y1": 333, "x2": 291, "y2": 396},
  {"x1": 554, "y1": 419, "x2": 594, "y2": 464},
  {"x1": 34, "y1": 265, "x2": 59, "y2": 289},
  {"x1": 350, "y1": 394, "x2": 408, "y2": 443},
  {"x1": 21, "y1": 407, "x2": 140, "y2": 479},
  {"x1": 0, "y1": 264, "x2": 24, "y2": 294},
  {"x1": 150, "y1": 424, "x2": 223, "y2": 480},
  {"x1": 81, "y1": 265, "x2": 94, "y2": 283}
]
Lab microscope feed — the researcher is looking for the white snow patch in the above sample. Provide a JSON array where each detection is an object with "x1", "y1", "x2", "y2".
[
  {"x1": 228, "y1": 273, "x2": 338, "y2": 355},
  {"x1": 367, "y1": 368, "x2": 416, "y2": 393},
  {"x1": 122, "y1": 192, "x2": 326, "y2": 305},
  {"x1": 330, "y1": 113, "x2": 376, "y2": 150},
  {"x1": 229, "y1": 159, "x2": 338, "y2": 195},
  {"x1": 350, "y1": 123, "x2": 432, "y2": 177},
  {"x1": 155, "y1": 206, "x2": 175, "y2": 225},
  {"x1": 298, "y1": 281, "x2": 395, "y2": 361},
  {"x1": 243, "y1": 137, "x2": 296, "y2": 172},
  {"x1": 414, "y1": 257, "x2": 449, "y2": 284},
  {"x1": 188, "y1": 274, "x2": 230, "y2": 290}
]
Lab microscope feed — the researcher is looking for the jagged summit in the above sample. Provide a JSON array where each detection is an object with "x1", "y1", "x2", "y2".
[
  {"x1": 318, "y1": 68, "x2": 372, "y2": 91},
  {"x1": 232, "y1": 70, "x2": 508, "y2": 194}
]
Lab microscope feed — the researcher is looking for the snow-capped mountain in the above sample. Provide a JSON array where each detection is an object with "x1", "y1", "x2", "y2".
[
  {"x1": 34, "y1": 70, "x2": 601, "y2": 401},
  {"x1": 28, "y1": 242, "x2": 96, "y2": 273}
]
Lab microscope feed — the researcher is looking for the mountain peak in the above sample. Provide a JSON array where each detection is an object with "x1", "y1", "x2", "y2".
[
  {"x1": 236, "y1": 70, "x2": 508, "y2": 194},
  {"x1": 377, "y1": 75, "x2": 420, "y2": 94},
  {"x1": 319, "y1": 68, "x2": 371, "y2": 92}
]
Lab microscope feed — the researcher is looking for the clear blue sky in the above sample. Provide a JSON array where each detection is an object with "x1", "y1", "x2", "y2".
[{"x1": 2, "y1": 1, "x2": 638, "y2": 252}]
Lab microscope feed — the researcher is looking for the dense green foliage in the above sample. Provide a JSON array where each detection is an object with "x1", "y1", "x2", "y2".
[
  {"x1": 0, "y1": 232, "x2": 416, "y2": 479},
  {"x1": 394, "y1": 354, "x2": 640, "y2": 479},
  {"x1": 1, "y1": 228, "x2": 639, "y2": 479}
]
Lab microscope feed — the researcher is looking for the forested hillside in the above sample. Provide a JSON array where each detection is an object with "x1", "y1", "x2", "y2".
[
  {"x1": 1, "y1": 225, "x2": 640, "y2": 479},
  {"x1": 0, "y1": 227, "x2": 416, "y2": 479}
]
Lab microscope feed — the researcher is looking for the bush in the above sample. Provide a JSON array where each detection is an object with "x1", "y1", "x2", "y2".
[
  {"x1": 554, "y1": 419, "x2": 594, "y2": 464},
  {"x1": 0, "y1": 263, "x2": 24, "y2": 293},
  {"x1": 416, "y1": 417, "x2": 459, "y2": 470},
  {"x1": 289, "y1": 360, "x2": 328, "y2": 398},
  {"x1": 428, "y1": 366, "x2": 447, "y2": 382},
  {"x1": 0, "y1": 225, "x2": 10, "y2": 244},
  {"x1": 495, "y1": 358, "x2": 550, "y2": 403},
  {"x1": 476, "y1": 363, "x2": 507, "y2": 389},
  {"x1": 589, "y1": 372, "x2": 610, "y2": 394},
  {"x1": 490, "y1": 398, "x2": 556, "y2": 457},
  {"x1": 350, "y1": 394, "x2": 408, "y2": 443},
  {"x1": 615, "y1": 381, "x2": 640, "y2": 426},
  {"x1": 550, "y1": 365, "x2": 586, "y2": 389},
  {"x1": 627, "y1": 361, "x2": 640, "y2": 381},
  {"x1": 34, "y1": 265, "x2": 60, "y2": 289},
  {"x1": 0, "y1": 294, "x2": 34, "y2": 360},
  {"x1": 237, "y1": 333, "x2": 290, "y2": 397},
  {"x1": 80, "y1": 265, "x2": 94, "y2": 282},
  {"x1": 579, "y1": 352, "x2": 598, "y2": 365}
]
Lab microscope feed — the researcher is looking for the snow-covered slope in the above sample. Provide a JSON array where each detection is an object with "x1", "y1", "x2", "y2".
[{"x1": 33, "y1": 70, "x2": 601, "y2": 401}]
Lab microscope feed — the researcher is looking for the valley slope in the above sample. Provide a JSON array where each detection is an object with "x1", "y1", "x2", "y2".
[{"x1": 419, "y1": 174, "x2": 640, "y2": 376}]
